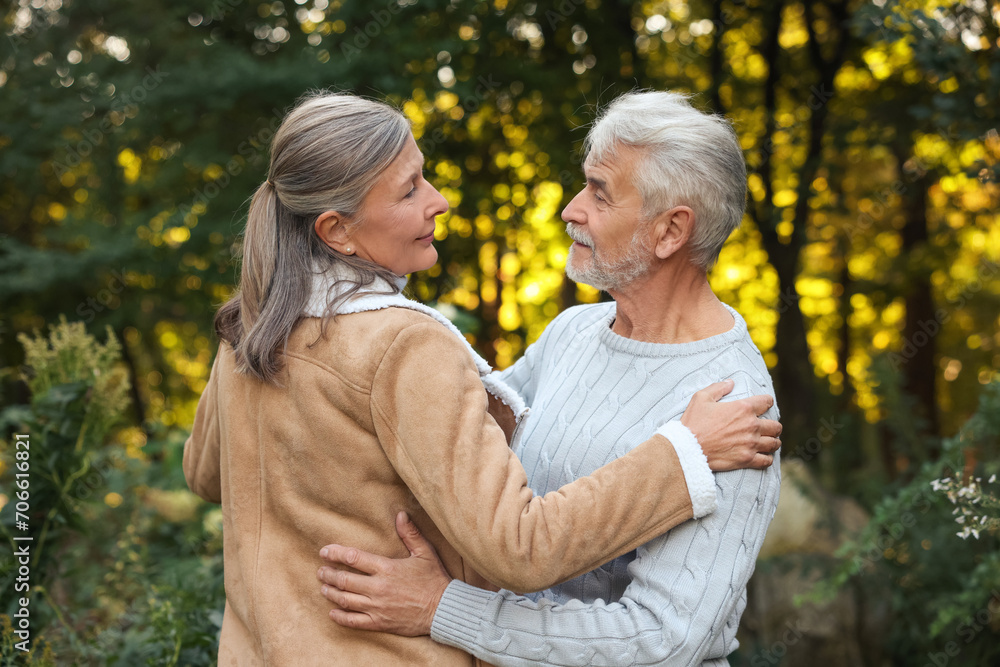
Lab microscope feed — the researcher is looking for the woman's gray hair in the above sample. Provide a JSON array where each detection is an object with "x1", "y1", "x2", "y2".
[
  {"x1": 215, "y1": 91, "x2": 411, "y2": 384},
  {"x1": 584, "y1": 90, "x2": 747, "y2": 270}
]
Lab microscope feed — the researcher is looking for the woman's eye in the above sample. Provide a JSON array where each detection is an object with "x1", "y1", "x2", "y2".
[{"x1": 404, "y1": 186, "x2": 417, "y2": 199}]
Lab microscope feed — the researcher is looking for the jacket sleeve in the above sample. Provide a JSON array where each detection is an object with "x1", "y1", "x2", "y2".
[
  {"x1": 426, "y1": 380, "x2": 781, "y2": 666},
  {"x1": 494, "y1": 341, "x2": 537, "y2": 407},
  {"x1": 369, "y1": 321, "x2": 714, "y2": 594},
  {"x1": 183, "y1": 347, "x2": 224, "y2": 504}
]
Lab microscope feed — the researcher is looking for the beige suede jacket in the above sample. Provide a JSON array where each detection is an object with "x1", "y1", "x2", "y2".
[{"x1": 183, "y1": 307, "x2": 701, "y2": 666}]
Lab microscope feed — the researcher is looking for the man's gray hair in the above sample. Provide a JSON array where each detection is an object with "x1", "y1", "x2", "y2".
[{"x1": 584, "y1": 90, "x2": 748, "y2": 269}]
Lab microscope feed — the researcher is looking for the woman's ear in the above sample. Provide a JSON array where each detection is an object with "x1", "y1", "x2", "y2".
[{"x1": 314, "y1": 211, "x2": 354, "y2": 254}]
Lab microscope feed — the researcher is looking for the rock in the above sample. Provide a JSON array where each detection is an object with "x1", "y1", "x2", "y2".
[{"x1": 733, "y1": 460, "x2": 890, "y2": 667}]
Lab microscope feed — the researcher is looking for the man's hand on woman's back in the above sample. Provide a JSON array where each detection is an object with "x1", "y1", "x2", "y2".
[{"x1": 681, "y1": 379, "x2": 782, "y2": 471}]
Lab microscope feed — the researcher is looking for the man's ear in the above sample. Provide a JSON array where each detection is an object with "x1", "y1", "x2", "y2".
[
  {"x1": 314, "y1": 210, "x2": 353, "y2": 254},
  {"x1": 651, "y1": 206, "x2": 695, "y2": 260}
]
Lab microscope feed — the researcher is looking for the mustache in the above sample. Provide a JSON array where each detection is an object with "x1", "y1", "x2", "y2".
[{"x1": 566, "y1": 225, "x2": 593, "y2": 247}]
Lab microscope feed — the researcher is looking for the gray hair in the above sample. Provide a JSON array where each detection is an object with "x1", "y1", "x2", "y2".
[
  {"x1": 215, "y1": 91, "x2": 410, "y2": 384},
  {"x1": 584, "y1": 90, "x2": 747, "y2": 269}
]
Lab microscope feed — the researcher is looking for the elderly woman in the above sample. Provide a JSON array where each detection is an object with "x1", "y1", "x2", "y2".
[{"x1": 183, "y1": 92, "x2": 779, "y2": 666}]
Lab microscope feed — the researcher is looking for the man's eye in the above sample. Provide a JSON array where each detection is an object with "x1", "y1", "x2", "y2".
[{"x1": 595, "y1": 193, "x2": 606, "y2": 203}]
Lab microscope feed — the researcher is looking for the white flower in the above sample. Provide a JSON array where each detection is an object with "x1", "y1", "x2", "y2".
[
  {"x1": 990, "y1": 474, "x2": 996, "y2": 484},
  {"x1": 957, "y1": 515, "x2": 966, "y2": 524}
]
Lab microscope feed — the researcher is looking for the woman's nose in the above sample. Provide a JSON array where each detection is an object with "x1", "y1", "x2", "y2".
[{"x1": 431, "y1": 187, "x2": 449, "y2": 217}]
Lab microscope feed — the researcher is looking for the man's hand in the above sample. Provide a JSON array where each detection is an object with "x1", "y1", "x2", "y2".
[
  {"x1": 681, "y1": 379, "x2": 781, "y2": 471},
  {"x1": 316, "y1": 511, "x2": 452, "y2": 636}
]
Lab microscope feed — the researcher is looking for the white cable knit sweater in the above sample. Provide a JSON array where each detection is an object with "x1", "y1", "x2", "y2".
[{"x1": 431, "y1": 302, "x2": 782, "y2": 667}]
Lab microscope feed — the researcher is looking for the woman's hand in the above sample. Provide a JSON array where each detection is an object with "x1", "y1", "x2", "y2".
[
  {"x1": 680, "y1": 379, "x2": 782, "y2": 471},
  {"x1": 316, "y1": 512, "x2": 452, "y2": 636}
]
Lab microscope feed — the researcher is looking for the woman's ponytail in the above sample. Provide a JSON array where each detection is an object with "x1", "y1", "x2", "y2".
[
  {"x1": 214, "y1": 180, "x2": 282, "y2": 380},
  {"x1": 239, "y1": 181, "x2": 280, "y2": 336}
]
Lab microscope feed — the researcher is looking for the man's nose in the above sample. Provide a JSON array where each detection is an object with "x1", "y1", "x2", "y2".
[{"x1": 561, "y1": 190, "x2": 586, "y2": 224}]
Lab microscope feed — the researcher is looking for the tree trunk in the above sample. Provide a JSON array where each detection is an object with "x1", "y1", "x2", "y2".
[
  {"x1": 893, "y1": 145, "x2": 940, "y2": 445},
  {"x1": 708, "y1": 0, "x2": 726, "y2": 113},
  {"x1": 749, "y1": 0, "x2": 816, "y2": 441}
]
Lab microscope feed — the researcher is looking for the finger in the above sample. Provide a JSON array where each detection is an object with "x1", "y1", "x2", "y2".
[
  {"x1": 396, "y1": 512, "x2": 436, "y2": 558},
  {"x1": 318, "y1": 545, "x2": 386, "y2": 575},
  {"x1": 757, "y1": 436, "x2": 781, "y2": 454},
  {"x1": 745, "y1": 394, "x2": 775, "y2": 417},
  {"x1": 321, "y1": 584, "x2": 371, "y2": 612},
  {"x1": 698, "y1": 379, "x2": 735, "y2": 402},
  {"x1": 329, "y1": 608, "x2": 380, "y2": 631},
  {"x1": 748, "y1": 452, "x2": 774, "y2": 470},
  {"x1": 317, "y1": 566, "x2": 377, "y2": 595},
  {"x1": 759, "y1": 418, "x2": 782, "y2": 438}
]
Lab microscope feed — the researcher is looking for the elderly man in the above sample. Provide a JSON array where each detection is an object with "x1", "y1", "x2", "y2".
[{"x1": 315, "y1": 90, "x2": 781, "y2": 666}]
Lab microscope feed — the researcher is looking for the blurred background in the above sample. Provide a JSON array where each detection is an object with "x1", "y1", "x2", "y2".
[{"x1": 1, "y1": 0, "x2": 998, "y2": 664}]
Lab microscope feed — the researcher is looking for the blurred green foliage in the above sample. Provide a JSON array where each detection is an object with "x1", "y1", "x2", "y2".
[
  {"x1": 0, "y1": 322, "x2": 222, "y2": 664},
  {"x1": 810, "y1": 374, "x2": 1000, "y2": 666}
]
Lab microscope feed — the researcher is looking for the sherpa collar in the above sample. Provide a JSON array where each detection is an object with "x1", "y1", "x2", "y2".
[{"x1": 302, "y1": 262, "x2": 527, "y2": 417}]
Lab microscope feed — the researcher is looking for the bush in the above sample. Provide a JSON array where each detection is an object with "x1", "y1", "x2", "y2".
[
  {"x1": 0, "y1": 319, "x2": 224, "y2": 664},
  {"x1": 814, "y1": 379, "x2": 1000, "y2": 666}
]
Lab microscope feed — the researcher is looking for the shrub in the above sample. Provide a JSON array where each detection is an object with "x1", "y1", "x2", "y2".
[{"x1": 0, "y1": 319, "x2": 223, "y2": 664}]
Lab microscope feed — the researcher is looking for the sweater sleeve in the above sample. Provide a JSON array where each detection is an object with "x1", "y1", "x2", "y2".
[
  {"x1": 370, "y1": 321, "x2": 712, "y2": 594},
  {"x1": 183, "y1": 347, "x2": 224, "y2": 504},
  {"x1": 428, "y1": 393, "x2": 781, "y2": 666}
]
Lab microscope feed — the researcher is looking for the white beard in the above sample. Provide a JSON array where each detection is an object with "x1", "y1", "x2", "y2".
[{"x1": 565, "y1": 224, "x2": 654, "y2": 291}]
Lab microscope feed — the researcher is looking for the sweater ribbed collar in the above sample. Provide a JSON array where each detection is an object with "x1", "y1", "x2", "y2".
[{"x1": 597, "y1": 302, "x2": 749, "y2": 357}]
